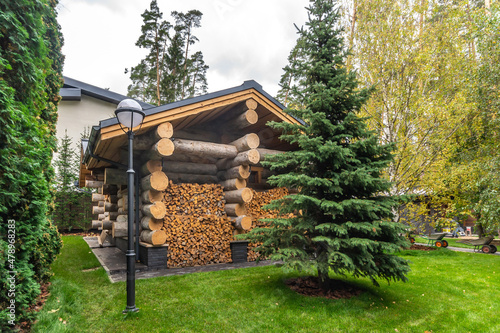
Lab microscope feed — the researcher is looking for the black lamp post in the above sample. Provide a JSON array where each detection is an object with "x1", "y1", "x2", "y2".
[{"x1": 114, "y1": 99, "x2": 145, "y2": 314}]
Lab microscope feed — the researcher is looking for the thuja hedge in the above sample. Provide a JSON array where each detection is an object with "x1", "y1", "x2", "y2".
[{"x1": 0, "y1": 0, "x2": 64, "y2": 328}]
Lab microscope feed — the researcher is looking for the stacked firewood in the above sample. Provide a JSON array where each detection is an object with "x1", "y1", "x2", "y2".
[
  {"x1": 161, "y1": 182, "x2": 226, "y2": 217},
  {"x1": 158, "y1": 182, "x2": 232, "y2": 267},
  {"x1": 244, "y1": 187, "x2": 289, "y2": 261},
  {"x1": 163, "y1": 214, "x2": 233, "y2": 267},
  {"x1": 245, "y1": 187, "x2": 289, "y2": 222}
]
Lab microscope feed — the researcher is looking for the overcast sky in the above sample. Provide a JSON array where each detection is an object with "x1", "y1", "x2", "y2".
[{"x1": 57, "y1": 0, "x2": 310, "y2": 99}]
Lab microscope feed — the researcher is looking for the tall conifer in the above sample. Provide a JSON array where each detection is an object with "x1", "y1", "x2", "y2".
[
  {"x1": 246, "y1": 0, "x2": 410, "y2": 289},
  {"x1": 126, "y1": 1, "x2": 208, "y2": 105}
]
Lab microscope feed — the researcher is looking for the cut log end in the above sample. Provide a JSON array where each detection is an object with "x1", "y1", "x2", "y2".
[
  {"x1": 157, "y1": 122, "x2": 174, "y2": 138},
  {"x1": 232, "y1": 216, "x2": 252, "y2": 230},
  {"x1": 155, "y1": 138, "x2": 175, "y2": 157},
  {"x1": 143, "y1": 201, "x2": 167, "y2": 219},
  {"x1": 140, "y1": 230, "x2": 167, "y2": 246}
]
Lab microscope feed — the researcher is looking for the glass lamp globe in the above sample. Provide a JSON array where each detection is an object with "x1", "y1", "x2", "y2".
[{"x1": 114, "y1": 99, "x2": 145, "y2": 130}]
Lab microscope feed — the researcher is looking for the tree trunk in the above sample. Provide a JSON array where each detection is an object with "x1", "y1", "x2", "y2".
[
  {"x1": 173, "y1": 129, "x2": 220, "y2": 143},
  {"x1": 92, "y1": 220, "x2": 102, "y2": 229},
  {"x1": 317, "y1": 266, "x2": 331, "y2": 291},
  {"x1": 112, "y1": 221, "x2": 128, "y2": 238},
  {"x1": 92, "y1": 193, "x2": 105, "y2": 202},
  {"x1": 85, "y1": 180, "x2": 103, "y2": 188},
  {"x1": 134, "y1": 122, "x2": 173, "y2": 150},
  {"x1": 102, "y1": 220, "x2": 113, "y2": 230}
]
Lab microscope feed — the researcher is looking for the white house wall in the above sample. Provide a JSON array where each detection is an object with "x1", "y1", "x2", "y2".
[{"x1": 57, "y1": 94, "x2": 117, "y2": 153}]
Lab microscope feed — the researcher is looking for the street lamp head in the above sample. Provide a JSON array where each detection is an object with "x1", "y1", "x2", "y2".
[{"x1": 115, "y1": 99, "x2": 145, "y2": 132}]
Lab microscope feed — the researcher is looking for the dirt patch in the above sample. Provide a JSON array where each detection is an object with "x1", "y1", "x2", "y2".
[
  {"x1": 82, "y1": 267, "x2": 100, "y2": 272},
  {"x1": 409, "y1": 244, "x2": 437, "y2": 251},
  {"x1": 59, "y1": 231, "x2": 98, "y2": 237},
  {"x1": 285, "y1": 276, "x2": 363, "y2": 299}
]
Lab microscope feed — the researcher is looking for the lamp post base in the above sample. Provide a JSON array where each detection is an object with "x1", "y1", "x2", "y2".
[{"x1": 123, "y1": 306, "x2": 140, "y2": 314}]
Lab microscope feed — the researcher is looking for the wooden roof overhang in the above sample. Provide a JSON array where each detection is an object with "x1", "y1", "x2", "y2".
[{"x1": 79, "y1": 80, "x2": 301, "y2": 187}]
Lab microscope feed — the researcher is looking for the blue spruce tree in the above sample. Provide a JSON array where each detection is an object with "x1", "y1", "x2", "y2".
[{"x1": 245, "y1": 0, "x2": 410, "y2": 290}]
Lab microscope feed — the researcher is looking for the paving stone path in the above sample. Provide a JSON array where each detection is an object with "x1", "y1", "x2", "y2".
[{"x1": 84, "y1": 237, "x2": 280, "y2": 283}]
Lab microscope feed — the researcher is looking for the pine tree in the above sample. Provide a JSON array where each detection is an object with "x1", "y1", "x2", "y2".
[
  {"x1": 53, "y1": 131, "x2": 81, "y2": 231},
  {"x1": 245, "y1": 0, "x2": 410, "y2": 290},
  {"x1": 126, "y1": 1, "x2": 208, "y2": 105}
]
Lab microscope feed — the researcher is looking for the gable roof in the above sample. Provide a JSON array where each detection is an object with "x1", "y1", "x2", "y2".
[
  {"x1": 61, "y1": 76, "x2": 154, "y2": 110},
  {"x1": 81, "y1": 80, "x2": 301, "y2": 174}
]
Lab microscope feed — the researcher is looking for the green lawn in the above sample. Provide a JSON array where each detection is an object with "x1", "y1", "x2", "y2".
[{"x1": 33, "y1": 236, "x2": 500, "y2": 333}]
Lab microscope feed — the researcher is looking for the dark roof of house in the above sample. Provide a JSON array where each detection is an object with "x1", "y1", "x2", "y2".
[{"x1": 61, "y1": 76, "x2": 154, "y2": 110}]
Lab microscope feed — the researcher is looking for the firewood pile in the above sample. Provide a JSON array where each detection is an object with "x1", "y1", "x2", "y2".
[
  {"x1": 244, "y1": 187, "x2": 289, "y2": 261},
  {"x1": 161, "y1": 182, "x2": 226, "y2": 217},
  {"x1": 159, "y1": 181, "x2": 232, "y2": 267},
  {"x1": 163, "y1": 214, "x2": 233, "y2": 267}
]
